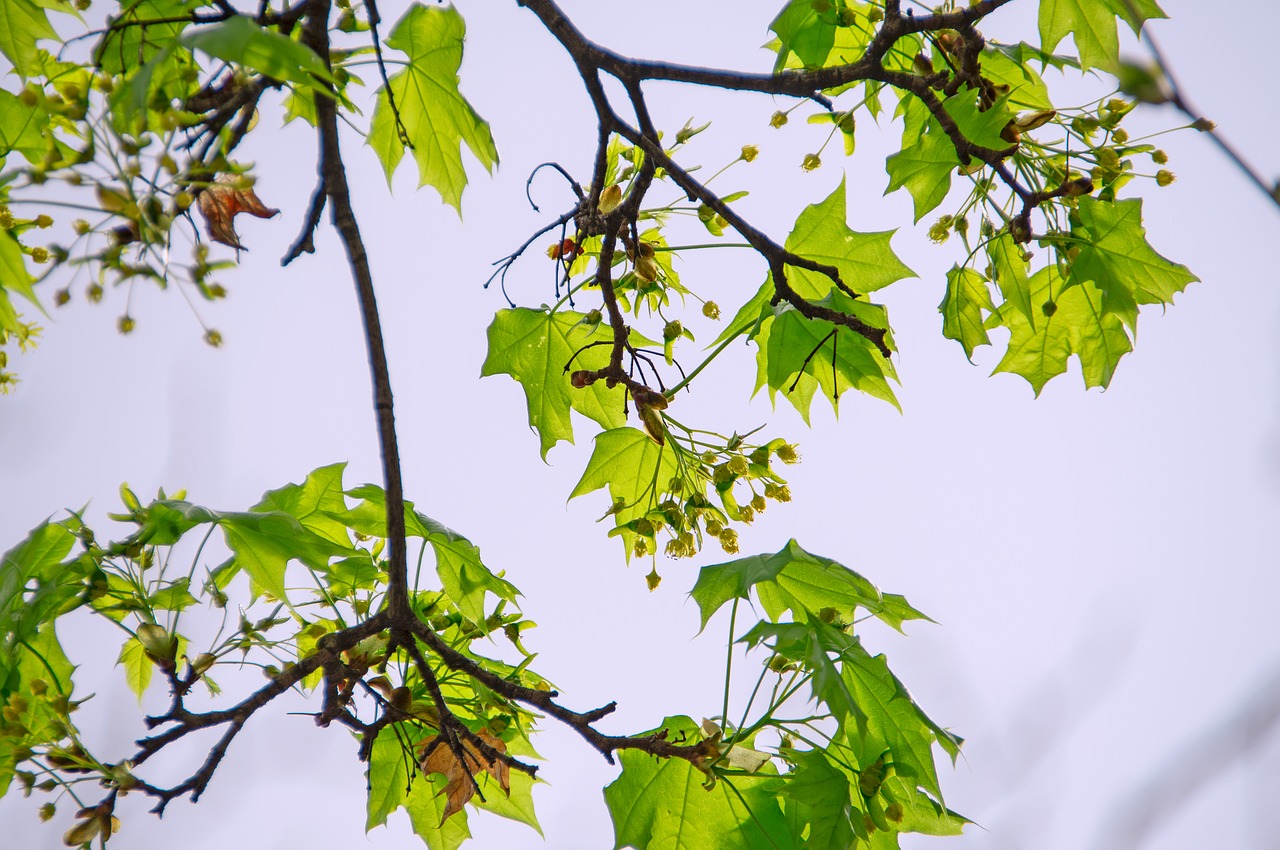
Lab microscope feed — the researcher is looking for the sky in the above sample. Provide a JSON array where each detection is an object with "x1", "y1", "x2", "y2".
[{"x1": 2, "y1": 1, "x2": 1279, "y2": 849}]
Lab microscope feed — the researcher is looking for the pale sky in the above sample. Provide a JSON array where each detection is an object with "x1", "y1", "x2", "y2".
[{"x1": 2, "y1": 2, "x2": 1278, "y2": 849}]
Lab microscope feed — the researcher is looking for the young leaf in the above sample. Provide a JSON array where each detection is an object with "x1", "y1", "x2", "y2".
[
  {"x1": 603, "y1": 715, "x2": 797, "y2": 850},
  {"x1": 991, "y1": 265, "x2": 1133, "y2": 394},
  {"x1": 884, "y1": 130, "x2": 958, "y2": 222},
  {"x1": 1039, "y1": 0, "x2": 1166, "y2": 73},
  {"x1": 939, "y1": 266, "x2": 994, "y2": 360},
  {"x1": 118, "y1": 636, "x2": 153, "y2": 703},
  {"x1": 785, "y1": 178, "x2": 915, "y2": 297},
  {"x1": 255, "y1": 462, "x2": 353, "y2": 547},
  {"x1": 0, "y1": 0, "x2": 60, "y2": 78},
  {"x1": 432, "y1": 537, "x2": 518, "y2": 626},
  {"x1": 569, "y1": 427, "x2": 679, "y2": 529},
  {"x1": 756, "y1": 294, "x2": 900, "y2": 421},
  {"x1": 989, "y1": 233, "x2": 1035, "y2": 329},
  {"x1": 367, "y1": 2, "x2": 498, "y2": 211},
  {"x1": 779, "y1": 749, "x2": 857, "y2": 850},
  {"x1": 482, "y1": 308, "x2": 629, "y2": 459},
  {"x1": 1069, "y1": 196, "x2": 1198, "y2": 331},
  {"x1": 182, "y1": 15, "x2": 337, "y2": 96}
]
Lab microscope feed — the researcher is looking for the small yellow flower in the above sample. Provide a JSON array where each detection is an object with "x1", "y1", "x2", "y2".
[
  {"x1": 740, "y1": 144, "x2": 759, "y2": 162},
  {"x1": 801, "y1": 153, "x2": 822, "y2": 172}
]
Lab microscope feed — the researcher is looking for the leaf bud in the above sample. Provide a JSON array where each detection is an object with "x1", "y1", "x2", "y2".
[
  {"x1": 675, "y1": 119, "x2": 710, "y2": 145},
  {"x1": 912, "y1": 51, "x2": 934, "y2": 76},
  {"x1": 769, "y1": 110, "x2": 788, "y2": 128},
  {"x1": 597, "y1": 184, "x2": 623, "y2": 214},
  {"x1": 136, "y1": 623, "x2": 176, "y2": 666},
  {"x1": 801, "y1": 153, "x2": 821, "y2": 172},
  {"x1": 1155, "y1": 169, "x2": 1176, "y2": 187},
  {"x1": 570, "y1": 369, "x2": 597, "y2": 389},
  {"x1": 740, "y1": 144, "x2": 759, "y2": 162},
  {"x1": 702, "y1": 300, "x2": 720, "y2": 320}
]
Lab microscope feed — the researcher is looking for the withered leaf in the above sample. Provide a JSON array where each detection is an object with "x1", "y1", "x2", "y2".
[
  {"x1": 197, "y1": 174, "x2": 280, "y2": 250},
  {"x1": 416, "y1": 729, "x2": 509, "y2": 824}
]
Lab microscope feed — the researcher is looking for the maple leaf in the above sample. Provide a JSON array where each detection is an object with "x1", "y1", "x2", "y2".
[
  {"x1": 196, "y1": 174, "x2": 280, "y2": 250},
  {"x1": 417, "y1": 730, "x2": 510, "y2": 824}
]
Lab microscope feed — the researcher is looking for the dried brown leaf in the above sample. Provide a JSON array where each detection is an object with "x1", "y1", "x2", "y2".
[
  {"x1": 416, "y1": 730, "x2": 509, "y2": 824},
  {"x1": 196, "y1": 174, "x2": 280, "y2": 250}
]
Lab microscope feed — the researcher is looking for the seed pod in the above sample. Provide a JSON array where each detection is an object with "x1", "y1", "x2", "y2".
[{"x1": 597, "y1": 184, "x2": 623, "y2": 214}]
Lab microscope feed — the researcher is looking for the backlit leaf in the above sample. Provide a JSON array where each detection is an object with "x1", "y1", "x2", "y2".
[
  {"x1": 367, "y1": 2, "x2": 497, "y2": 211},
  {"x1": 939, "y1": 266, "x2": 994, "y2": 360},
  {"x1": 603, "y1": 715, "x2": 796, "y2": 850},
  {"x1": 1039, "y1": 0, "x2": 1166, "y2": 73},
  {"x1": 482, "y1": 308, "x2": 630, "y2": 459}
]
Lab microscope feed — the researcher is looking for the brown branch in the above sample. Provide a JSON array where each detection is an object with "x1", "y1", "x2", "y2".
[{"x1": 303, "y1": 0, "x2": 411, "y2": 615}]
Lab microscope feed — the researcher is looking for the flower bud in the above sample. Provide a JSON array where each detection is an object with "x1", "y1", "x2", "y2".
[
  {"x1": 740, "y1": 144, "x2": 759, "y2": 162},
  {"x1": 702, "y1": 300, "x2": 720, "y2": 320},
  {"x1": 770, "y1": 111, "x2": 788, "y2": 128},
  {"x1": 801, "y1": 153, "x2": 821, "y2": 172},
  {"x1": 1155, "y1": 169, "x2": 1176, "y2": 187},
  {"x1": 597, "y1": 184, "x2": 623, "y2": 214}
]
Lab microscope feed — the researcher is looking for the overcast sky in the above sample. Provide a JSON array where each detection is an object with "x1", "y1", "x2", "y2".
[{"x1": 3, "y1": 2, "x2": 1279, "y2": 849}]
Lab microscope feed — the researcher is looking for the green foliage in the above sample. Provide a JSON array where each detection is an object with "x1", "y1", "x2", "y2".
[
  {"x1": 0, "y1": 0, "x2": 1216, "y2": 847},
  {"x1": 367, "y1": 2, "x2": 498, "y2": 210}
]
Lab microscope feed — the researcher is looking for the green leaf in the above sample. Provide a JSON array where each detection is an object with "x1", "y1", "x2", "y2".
[
  {"x1": 0, "y1": 0, "x2": 59, "y2": 77},
  {"x1": 182, "y1": 15, "x2": 336, "y2": 95},
  {"x1": 472, "y1": 770, "x2": 541, "y2": 835},
  {"x1": 693, "y1": 539, "x2": 929, "y2": 633},
  {"x1": 432, "y1": 537, "x2": 517, "y2": 626},
  {"x1": 989, "y1": 233, "x2": 1035, "y2": 329},
  {"x1": 482, "y1": 308, "x2": 630, "y2": 459},
  {"x1": 136, "y1": 499, "x2": 354, "y2": 604},
  {"x1": 95, "y1": 0, "x2": 202, "y2": 75},
  {"x1": 768, "y1": 0, "x2": 835, "y2": 71},
  {"x1": 1039, "y1": 0, "x2": 1166, "y2": 73},
  {"x1": 1069, "y1": 196, "x2": 1198, "y2": 330},
  {"x1": 336, "y1": 483, "x2": 459, "y2": 541},
  {"x1": 0, "y1": 89, "x2": 49, "y2": 165},
  {"x1": 255, "y1": 462, "x2": 353, "y2": 547},
  {"x1": 942, "y1": 90, "x2": 1015, "y2": 153},
  {"x1": 939, "y1": 266, "x2": 994, "y2": 360},
  {"x1": 757, "y1": 293, "x2": 900, "y2": 421},
  {"x1": 880, "y1": 775, "x2": 968, "y2": 836},
  {"x1": 884, "y1": 130, "x2": 957, "y2": 222},
  {"x1": 785, "y1": 178, "x2": 915, "y2": 297},
  {"x1": 367, "y1": 2, "x2": 497, "y2": 211},
  {"x1": 148, "y1": 578, "x2": 198, "y2": 612},
  {"x1": 0, "y1": 230, "x2": 39, "y2": 310},
  {"x1": 841, "y1": 641, "x2": 963, "y2": 800},
  {"x1": 367, "y1": 726, "x2": 471, "y2": 850},
  {"x1": 979, "y1": 46, "x2": 1053, "y2": 110},
  {"x1": 779, "y1": 749, "x2": 856, "y2": 850},
  {"x1": 569, "y1": 427, "x2": 680, "y2": 530},
  {"x1": 0, "y1": 521, "x2": 78, "y2": 652},
  {"x1": 604, "y1": 715, "x2": 797, "y2": 850},
  {"x1": 743, "y1": 619, "x2": 865, "y2": 728},
  {"x1": 118, "y1": 636, "x2": 153, "y2": 703},
  {"x1": 991, "y1": 265, "x2": 1133, "y2": 394}
]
